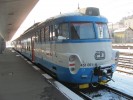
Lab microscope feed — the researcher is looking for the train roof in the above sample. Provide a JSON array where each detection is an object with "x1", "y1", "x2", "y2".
[
  {"x1": 55, "y1": 12, "x2": 107, "y2": 21},
  {"x1": 42, "y1": 7, "x2": 108, "y2": 24},
  {"x1": 23, "y1": 22, "x2": 40, "y2": 34},
  {"x1": 14, "y1": 7, "x2": 108, "y2": 40}
]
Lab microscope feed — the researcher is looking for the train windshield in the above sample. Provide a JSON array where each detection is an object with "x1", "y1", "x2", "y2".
[
  {"x1": 70, "y1": 22, "x2": 95, "y2": 39},
  {"x1": 96, "y1": 23, "x2": 110, "y2": 39}
]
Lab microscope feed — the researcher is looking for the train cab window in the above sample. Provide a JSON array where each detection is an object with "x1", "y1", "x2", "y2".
[
  {"x1": 58, "y1": 23, "x2": 69, "y2": 40},
  {"x1": 96, "y1": 23, "x2": 110, "y2": 39},
  {"x1": 70, "y1": 22, "x2": 95, "y2": 39}
]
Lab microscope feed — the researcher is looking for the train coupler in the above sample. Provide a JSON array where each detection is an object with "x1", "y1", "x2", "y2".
[{"x1": 94, "y1": 66, "x2": 114, "y2": 82}]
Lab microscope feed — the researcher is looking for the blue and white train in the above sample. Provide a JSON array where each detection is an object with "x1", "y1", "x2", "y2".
[{"x1": 12, "y1": 7, "x2": 119, "y2": 86}]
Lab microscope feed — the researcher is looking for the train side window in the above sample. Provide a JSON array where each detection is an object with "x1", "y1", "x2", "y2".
[
  {"x1": 50, "y1": 25, "x2": 53, "y2": 41},
  {"x1": 41, "y1": 28, "x2": 44, "y2": 42},
  {"x1": 38, "y1": 30, "x2": 42, "y2": 43},
  {"x1": 27, "y1": 38, "x2": 31, "y2": 51},
  {"x1": 43, "y1": 28, "x2": 45, "y2": 42},
  {"x1": 34, "y1": 32, "x2": 37, "y2": 42},
  {"x1": 39, "y1": 30, "x2": 42, "y2": 43},
  {"x1": 37, "y1": 31, "x2": 39, "y2": 43},
  {"x1": 54, "y1": 24, "x2": 59, "y2": 41},
  {"x1": 41, "y1": 28, "x2": 45, "y2": 42},
  {"x1": 45, "y1": 26, "x2": 50, "y2": 41},
  {"x1": 32, "y1": 35, "x2": 35, "y2": 42},
  {"x1": 58, "y1": 23, "x2": 69, "y2": 40},
  {"x1": 37, "y1": 31, "x2": 40, "y2": 43},
  {"x1": 35, "y1": 31, "x2": 39, "y2": 43}
]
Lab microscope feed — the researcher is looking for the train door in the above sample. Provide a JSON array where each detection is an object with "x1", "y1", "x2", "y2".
[{"x1": 31, "y1": 36, "x2": 35, "y2": 62}]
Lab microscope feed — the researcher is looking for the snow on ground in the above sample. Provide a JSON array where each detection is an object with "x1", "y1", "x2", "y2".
[
  {"x1": 111, "y1": 48, "x2": 133, "y2": 98},
  {"x1": 88, "y1": 72, "x2": 133, "y2": 100},
  {"x1": 117, "y1": 67, "x2": 133, "y2": 73},
  {"x1": 113, "y1": 49, "x2": 133, "y2": 53},
  {"x1": 89, "y1": 89, "x2": 127, "y2": 100},
  {"x1": 112, "y1": 44, "x2": 133, "y2": 46},
  {"x1": 108, "y1": 71, "x2": 133, "y2": 97},
  {"x1": 119, "y1": 55, "x2": 133, "y2": 58}
]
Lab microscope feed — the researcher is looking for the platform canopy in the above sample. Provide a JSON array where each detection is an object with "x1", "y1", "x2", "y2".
[{"x1": 0, "y1": 0, "x2": 39, "y2": 41}]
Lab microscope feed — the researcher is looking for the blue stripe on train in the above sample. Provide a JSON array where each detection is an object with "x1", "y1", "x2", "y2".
[
  {"x1": 40, "y1": 39, "x2": 112, "y2": 44},
  {"x1": 56, "y1": 39, "x2": 112, "y2": 44},
  {"x1": 34, "y1": 56, "x2": 116, "y2": 84}
]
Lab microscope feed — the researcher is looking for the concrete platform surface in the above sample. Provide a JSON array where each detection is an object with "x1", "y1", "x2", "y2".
[{"x1": 0, "y1": 48, "x2": 68, "y2": 100}]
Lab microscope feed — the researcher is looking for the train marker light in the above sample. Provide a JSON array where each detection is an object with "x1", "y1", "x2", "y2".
[{"x1": 79, "y1": 84, "x2": 89, "y2": 89}]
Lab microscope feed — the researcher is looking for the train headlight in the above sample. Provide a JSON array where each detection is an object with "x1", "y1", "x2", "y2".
[
  {"x1": 70, "y1": 67, "x2": 76, "y2": 71},
  {"x1": 115, "y1": 51, "x2": 119, "y2": 65},
  {"x1": 69, "y1": 55, "x2": 81, "y2": 74},
  {"x1": 112, "y1": 50, "x2": 119, "y2": 65},
  {"x1": 69, "y1": 55, "x2": 76, "y2": 62}
]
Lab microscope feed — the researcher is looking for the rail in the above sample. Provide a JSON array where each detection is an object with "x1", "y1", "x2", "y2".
[
  {"x1": 116, "y1": 56, "x2": 133, "y2": 75},
  {"x1": 113, "y1": 44, "x2": 133, "y2": 75},
  {"x1": 67, "y1": 84, "x2": 133, "y2": 100},
  {"x1": 101, "y1": 85, "x2": 133, "y2": 100}
]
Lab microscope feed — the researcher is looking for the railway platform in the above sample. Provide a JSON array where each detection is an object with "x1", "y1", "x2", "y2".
[{"x1": 0, "y1": 48, "x2": 68, "y2": 100}]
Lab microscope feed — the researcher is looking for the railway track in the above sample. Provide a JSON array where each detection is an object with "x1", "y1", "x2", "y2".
[
  {"x1": 116, "y1": 69, "x2": 133, "y2": 75},
  {"x1": 112, "y1": 44, "x2": 133, "y2": 75},
  {"x1": 116, "y1": 56, "x2": 133, "y2": 75},
  {"x1": 112, "y1": 44, "x2": 133, "y2": 49},
  {"x1": 100, "y1": 85, "x2": 133, "y2": 100},
  {"x1": 66, "y1": 84, "x2": 133, "y2": 100}
]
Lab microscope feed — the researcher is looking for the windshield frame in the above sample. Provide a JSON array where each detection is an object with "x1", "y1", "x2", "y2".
[{"x1": 55, "y1": 22, "x2": 111, "y2": 41}]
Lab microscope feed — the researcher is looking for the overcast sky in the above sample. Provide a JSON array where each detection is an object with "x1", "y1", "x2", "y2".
[{"x1": 11, "y1": 0, "x2": 133, "y2": 41}]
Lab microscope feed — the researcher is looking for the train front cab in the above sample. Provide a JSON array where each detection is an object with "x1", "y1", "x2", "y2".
[
  {"x1": 49, "y1": 8, "x2": 119, "y2": 87},
  {"x1": 53, "y1": 21, "x2": 119, "y2": 85}
]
